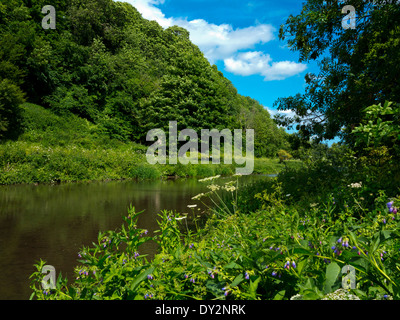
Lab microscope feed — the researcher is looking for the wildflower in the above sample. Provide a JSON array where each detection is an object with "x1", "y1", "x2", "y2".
[
  {"x1": 207, "y1": 184, "x2": 220, "y2": 192},
  {"x1": 192, "y1": 193, "x2": 205, "y2": 200},
  {"x1": 190, "y1": 278, "x2": 195, "y2": 283},
  {"x1": 387, "y1": 201, "x2": 394, "y2": 209},
  {"x1": 224, "y1": 185, "x2": 236, "y2": 192},
  {"x1": 184, "y1": 274, "x2": 188, "y2": 279},
  {"x1": 245, "y1": 272, "x2": 250, "y2": 280},
  {"x1": 198, "y1": 175, "x2": 221, "y2": 182},
  {"x1": 189, "y1": 243, "x2": 194, "y2": 249},
  {"x1": 272, "y1": 271, "x2": 277, "y2": 277},
  {"x1": 292, "y1": 261, "x2": 296, "y2": 269},
  {"x1": 175, "y1": 216, "x2": 187, "y2": 221},
  {"x1": 187, "y1": 204, "x2": 197, "y2": 208},
  {"x1": 348, "y1": 182, "x2": 362, "y2": 188},
  {"x1": 134, "y1": 252, "x2": 140, "y2": 259},
  {"x1": 147, "y1": 274, "x2": 153, "y2": 280}
]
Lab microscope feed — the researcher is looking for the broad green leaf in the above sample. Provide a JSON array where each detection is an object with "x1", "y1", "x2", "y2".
[
  {"x1": 249, "y1": 276, "x2": 261, "y2": 299},
  {"x1": 130, "y1": 266, "x2": 154, "y2": 292},
  {"x1": 273, "y1": 290, "x2": 285, "y2": 300},
  {"x1": 324, "y1": 262, "x2": 341, "y2": 294},
  {"x1": 231, "y1": 274, "x2": 244, "y2": 287}
]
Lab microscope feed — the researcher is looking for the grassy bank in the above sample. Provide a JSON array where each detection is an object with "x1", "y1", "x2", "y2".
[
  {"x1": 29, "y1": 172, "x2": 400, "y2": 300},
  {"x1": 0, "y1": 104, "x2": 301, "y2": 185}
]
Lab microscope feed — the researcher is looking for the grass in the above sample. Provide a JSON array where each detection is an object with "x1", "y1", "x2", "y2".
[{"x1": 0, "y1": 104, "x2": 295, "y2": 185}]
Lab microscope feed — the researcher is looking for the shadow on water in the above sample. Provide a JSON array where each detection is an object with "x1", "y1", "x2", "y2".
[{"x1": 0, "y1": 174, "x2": 273, "y2": 299}]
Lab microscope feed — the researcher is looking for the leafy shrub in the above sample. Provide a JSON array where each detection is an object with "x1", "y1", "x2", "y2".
[{"x1": 0, "y1": 79, "x2": 25, "y2": 140}]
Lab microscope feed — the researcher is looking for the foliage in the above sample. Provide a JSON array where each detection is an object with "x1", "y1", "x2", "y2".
[
  {"x1": 275, "y1": 0, "x2": 400, "y2": 143},
  {"x1": 0, "y1": 79, "x2": 25, "y2": 139},
  {"x1": 0, "y1": 0, "x2": 288, "y2": 158},
  {"x1": 29, "y1": 169, "x2": 400, "y2": 300},
  {"x1": 352, "y1": 101, "x2": 400, "y2": 153},
  {"x1": 277, "y1": 150, "x2": 292, "y2": 163}
]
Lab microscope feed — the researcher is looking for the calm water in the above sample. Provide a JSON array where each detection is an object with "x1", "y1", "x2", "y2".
[{"x1": 0, "y1": 175, "x2": 271, "y2": 300}]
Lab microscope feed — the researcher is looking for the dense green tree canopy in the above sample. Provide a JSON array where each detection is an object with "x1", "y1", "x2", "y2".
[
  {"x1": 275, "y1": 0, "x2": 400, "y2": 143},
  {"x1": 0, "y1": 0, "x2": 289, "y2": 157}
]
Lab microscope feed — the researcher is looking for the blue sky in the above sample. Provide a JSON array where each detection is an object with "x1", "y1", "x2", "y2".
[{"x1": 116, "y1": 0, "x2": 321, "y2": 126}]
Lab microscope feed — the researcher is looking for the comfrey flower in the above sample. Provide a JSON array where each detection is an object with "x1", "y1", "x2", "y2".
[
  {"x1": 245, "y1": 272, "x2": 250, "y2": 280},
  {"x1": 222, "y1": 287, "x2": 230, "y2": 296}
]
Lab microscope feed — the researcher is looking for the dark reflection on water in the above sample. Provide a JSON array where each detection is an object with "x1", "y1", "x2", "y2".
[{"x1": 0, "y1": 175, "x2": 272, "y2": 300}]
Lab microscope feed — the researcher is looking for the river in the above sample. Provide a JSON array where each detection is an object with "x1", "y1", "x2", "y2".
[{"x1": 0, "y1": 175, "x2": 273, "y2": 300}]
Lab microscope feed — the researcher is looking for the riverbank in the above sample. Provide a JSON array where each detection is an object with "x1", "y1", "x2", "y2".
[
  {"x1": 0, "y1": 139, "x2": 301, "y2": 185},
  {"x1": 29, "y1": 171, "x2": 400, "y2": 300},
  {"x1": 0, "y1": 104, "x2": 302, "y2": 185}
]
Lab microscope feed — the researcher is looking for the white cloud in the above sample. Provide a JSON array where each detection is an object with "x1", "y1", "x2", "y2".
[
  {"x1": 225, "y1": 51, "x2": 307, "y2": 81},
  {"x1": 115, "y1": 0, "x2": 305, "y2": 80},
  {"x1": 175, "y1": 20, "x2": 275, "y2": 63},
  {"x1": 116, "y1": 0, "x2": 274, "y2": 63},
  {"x1": 119, "y1": 0, "x2": 173, "y2": 28},
  {"x1": 266, "y1": 107, "x2": 296, "y2": 119}
]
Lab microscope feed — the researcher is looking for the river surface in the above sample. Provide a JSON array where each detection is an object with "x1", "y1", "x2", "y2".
[{"x1": 0, "y1": 175, "x2": 272, "y2": 300}]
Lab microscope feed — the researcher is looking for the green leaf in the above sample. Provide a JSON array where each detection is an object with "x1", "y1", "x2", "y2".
[
  {"x1": 231, "y1": 274, "x2": 244, "y2": 287},
  {"x1": 324, "y1": 262, "x2": 341, "y2": 294},
  {"x1": 273, "y1": 290, "x2": 286, "y2": 300},
  {"x1": 223, "y1": 261, "x2": 242, "y2": 270},
  {"x1": 249, "y1": 276, "x2": 261, "y2": 299},
  {"x1": 130, "y1": 266, "x2": 154, "y2": 292}
]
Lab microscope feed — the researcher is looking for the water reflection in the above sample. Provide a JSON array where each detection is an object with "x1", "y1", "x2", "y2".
[{"x1": 0, "y1": 175, "x2": 272, "y2": 300}]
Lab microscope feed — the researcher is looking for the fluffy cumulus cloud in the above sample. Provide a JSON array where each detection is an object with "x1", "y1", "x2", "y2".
[
  {"x1": 115, "y1": 0, "x2": 306, "y2": 81},
  {"x1": 225, "y1": 51, "x2": 307, "y2": 81},
  {"x1": 174, "y1": 20, "x2": 275, "y2": 64}
]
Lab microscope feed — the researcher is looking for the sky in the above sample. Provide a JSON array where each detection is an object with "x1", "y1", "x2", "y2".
[{"x1": 114, "y1": 0, "x2": 321, "y2": 126}]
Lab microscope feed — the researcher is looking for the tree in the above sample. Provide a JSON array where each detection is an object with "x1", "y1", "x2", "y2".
[
  {"x1": 0, "y1": 79, "x2": 25, "y2": 140},
  {"x1": 274, "y1": 0, "x2": 400, "y2": 144}
]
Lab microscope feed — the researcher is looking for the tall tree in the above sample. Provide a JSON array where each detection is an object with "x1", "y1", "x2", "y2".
[{"x1": 274, "y1": 0, "x2": 400, "y2": 143}]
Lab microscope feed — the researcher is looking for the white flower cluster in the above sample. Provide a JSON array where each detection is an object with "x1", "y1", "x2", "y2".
[
  {"x1": 348, "y1": 182, "x2": 362, "y2": 188},
  {"x1": 198, "y1": 175, "x2": 221, "y2": 182},
  {"x1": 321, "y1": 289, "x2": 360, "y2": 300}
]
